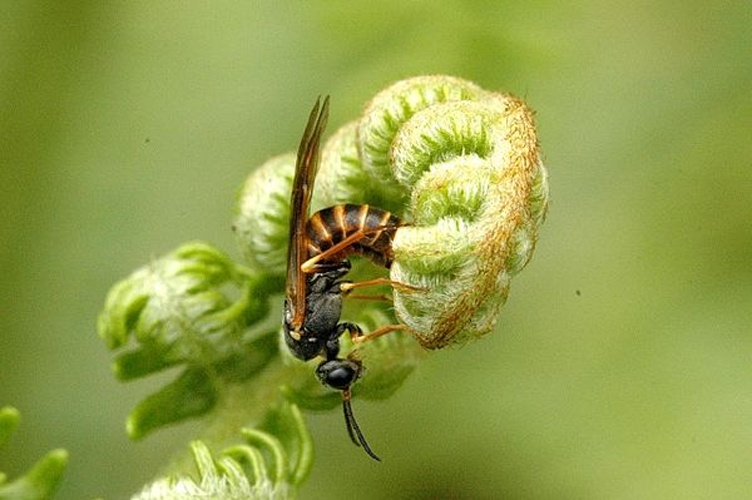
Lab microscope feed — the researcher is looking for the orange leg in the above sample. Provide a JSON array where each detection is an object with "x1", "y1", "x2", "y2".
[
  {"x1": 340, "y1": 277, "x2": 424, "y2": 294},
  {"x1": 300, "y1": 231, "x2": 367, "y2": 274},
  {"x1": 351, "y1": 324, "x2": 412, "y2": 344}
]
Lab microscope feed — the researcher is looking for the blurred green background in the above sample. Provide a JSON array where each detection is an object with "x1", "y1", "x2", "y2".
[{"x1": 1, "y1": 1, "x2": 750, "y2": 498}]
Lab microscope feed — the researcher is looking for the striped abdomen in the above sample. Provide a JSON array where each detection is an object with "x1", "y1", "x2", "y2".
[{"x1": 307, "y1": 204, "x2": 401, "y2": 268}]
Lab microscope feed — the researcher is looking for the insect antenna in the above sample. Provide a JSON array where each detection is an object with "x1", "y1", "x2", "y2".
[{"x1": 343, "y1": 388, "x2": 381, "y2": 461}]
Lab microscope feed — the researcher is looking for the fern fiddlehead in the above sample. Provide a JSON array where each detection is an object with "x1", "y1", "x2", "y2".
[
  {"x1": 97, "y1": 75, "x2": 548, "y2": 497},
  {"x1": 362, "y1": 77, "x2": 548, "y2": 348}
]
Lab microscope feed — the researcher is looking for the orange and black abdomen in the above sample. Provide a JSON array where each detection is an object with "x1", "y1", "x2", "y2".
[{"x1": 307, "y1": 204, "x2": 401, "y2": 268}]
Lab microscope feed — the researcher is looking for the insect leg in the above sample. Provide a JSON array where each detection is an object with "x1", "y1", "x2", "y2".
[
  {"x1": 340, "y1": 277, "x2": 424, "y2": 294},
  {"x1": 300, "y1": 231, "x2": 368, "y2": 273},
  {"x1": 351, "y1": 324, "x2": 413, "y2": 344}
]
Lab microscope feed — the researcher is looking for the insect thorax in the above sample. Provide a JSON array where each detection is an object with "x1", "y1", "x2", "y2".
[{"x1": 283, "y1": 270, "x2": 347, "y2": 361}]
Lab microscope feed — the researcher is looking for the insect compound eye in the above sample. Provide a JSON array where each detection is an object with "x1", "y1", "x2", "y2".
[{"x1": 316, "y1": 359, "x2": 361, "y2": 391}]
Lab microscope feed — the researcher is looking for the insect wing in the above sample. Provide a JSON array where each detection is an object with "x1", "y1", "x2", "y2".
[{"x1": 284, "y1": 96, "x2": 330, "y2": 333}]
